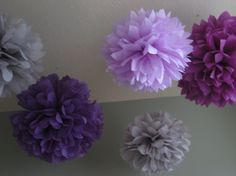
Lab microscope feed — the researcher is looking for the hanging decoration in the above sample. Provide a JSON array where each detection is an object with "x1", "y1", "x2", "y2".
[
  {"x1": 103, "y1": 8, "x2": 192, "y2": 92},
  {"x1": 121, "y1": 112, "x2": 191, "y2": 174},
  {"x1": 11, "y1": 74, "x2": 104, "y2": 163},
  {"x1": 0, "y1": 14, "x2": 44, "y2": 97},
  {"x1": 178, "y1": 11, "x2": 236, "y2": 107}
]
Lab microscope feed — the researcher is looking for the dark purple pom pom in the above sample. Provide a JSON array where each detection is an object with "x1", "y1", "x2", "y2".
[
  {"x1": 179, "y1": 11, "x2": 236, "y2": 107},
  {"x1": 11, "y1": 74, "x2": 103, "y2": 163}
]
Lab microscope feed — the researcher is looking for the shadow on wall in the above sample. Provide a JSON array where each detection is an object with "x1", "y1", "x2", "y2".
[{"x1": 0, "y1": 96, "x2": 236, "y2": 176}]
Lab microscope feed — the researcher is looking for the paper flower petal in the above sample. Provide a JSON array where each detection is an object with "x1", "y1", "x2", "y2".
[{"x1": 2, "y1": 67, "x2": 13, "y2": 82}]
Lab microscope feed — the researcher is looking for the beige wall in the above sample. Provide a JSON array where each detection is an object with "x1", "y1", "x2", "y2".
[
  {"x1": 0, "y1": 0, "x2": 235, "y2": 111},
  {"x1": 0, "y1": 96, "x2": 236, "y2": 176}
]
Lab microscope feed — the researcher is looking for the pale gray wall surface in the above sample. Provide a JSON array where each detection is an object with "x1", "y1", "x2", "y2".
[{"x1": 0, "y1": 96, "x2": 236, "y2": 176}]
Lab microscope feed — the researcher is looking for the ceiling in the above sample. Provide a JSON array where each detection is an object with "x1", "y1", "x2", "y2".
[{"x1": 0, "y1": 0, "x2": 235, "y2": 112}]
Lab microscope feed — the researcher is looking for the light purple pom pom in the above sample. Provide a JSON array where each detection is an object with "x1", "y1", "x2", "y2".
[{"x1": 103, "y1": 9, "x2": 192, "y2": 92}]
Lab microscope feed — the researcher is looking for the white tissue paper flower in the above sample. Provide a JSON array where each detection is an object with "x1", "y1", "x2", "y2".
[
  {"x1": 0, "y1": 14, "x2": 44, "y2": 97},
  {"x1": 121, "y1": 112, "x2": 191, "y2": 174}
]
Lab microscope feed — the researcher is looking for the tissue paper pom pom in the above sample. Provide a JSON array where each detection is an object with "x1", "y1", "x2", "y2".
[
  {"x1": 121, "y1": 112, "x2": 191, "y2": 174},
  {"x1": 11, "y1": 74, "x2": 103, "y2": 163},
  {"x1": 0, "y1": 14, "x2": 44, "y2": 97},
  {"x1": 179, "y1": 11, "x2": 236, "y2": 107},
  {"x1": 103, "y1": 9, "x2": 192, "y2": 92}
]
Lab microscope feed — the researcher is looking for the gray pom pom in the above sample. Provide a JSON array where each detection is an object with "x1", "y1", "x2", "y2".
[
  {"x1": 0, "y1": 14, "x2": 44, "y2": 97},
  {"x1": 121, "y1": 112, "x2": 191, "y2": 174}
]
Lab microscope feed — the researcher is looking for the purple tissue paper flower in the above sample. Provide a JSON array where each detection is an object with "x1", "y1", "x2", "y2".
[
  {"x1": 179, "y1": 11, "x2": 236, "y2": 107},
  {"x1": 103, "y1": 9, "x2": 192, "y2": 92},
  {"x1": 11, "y1": 74, "x2": 103, "y2": 163}
]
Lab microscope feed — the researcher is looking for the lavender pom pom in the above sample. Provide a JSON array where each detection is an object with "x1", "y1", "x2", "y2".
[
  {"x1": 0, "y1": 14, "x2": 44, "y2": 97},
  {"x1": 179, "y1": 11, "x2": 236, "y2": 107},
  {"x1": 11, "y1": 74, "x2": 103, "y2": 163},
  {"x1": 121, "y1": 112, "x2": 191, "y2": 174},
  {"x1": 103, "y1": 9, "x2": 192, "y2": 92}
]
